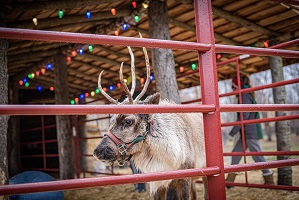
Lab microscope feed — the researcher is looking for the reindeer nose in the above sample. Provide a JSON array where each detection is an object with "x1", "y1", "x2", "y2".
[{"x1": 93, "y1": 146, "x2": 115, "y2": 160}]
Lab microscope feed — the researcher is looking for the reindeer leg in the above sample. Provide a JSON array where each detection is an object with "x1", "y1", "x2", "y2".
[
  {"x1": 202, "y1": 176, "x2": 209, "y2": 200},
  {"x1": 154, "y1": 187, "x2": 167, "y2": 200},
  {"x1": 191, "y1": 180, "x2": 197, "y2": 200},
  {"x1": 169, "y1": 178, "x2": 191, "y2": 200}
]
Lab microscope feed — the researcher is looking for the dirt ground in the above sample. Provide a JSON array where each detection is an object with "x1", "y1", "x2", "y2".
[{"x1": 64, "y1": 135, "x2": 299, "y2": 200}]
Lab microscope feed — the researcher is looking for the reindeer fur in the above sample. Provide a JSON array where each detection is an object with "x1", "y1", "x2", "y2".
[{"x1": 94, "y1": 93, "x2": 207, "y2": 199}]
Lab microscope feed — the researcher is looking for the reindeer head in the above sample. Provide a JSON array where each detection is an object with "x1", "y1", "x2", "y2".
[{"x1": 93, "y1": 38, "x2": 160, "y2": 166}]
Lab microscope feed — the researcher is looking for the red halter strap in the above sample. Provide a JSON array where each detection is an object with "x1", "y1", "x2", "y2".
[{"x1": 104, "y1": 120, "x2": 155, "y2": 166}]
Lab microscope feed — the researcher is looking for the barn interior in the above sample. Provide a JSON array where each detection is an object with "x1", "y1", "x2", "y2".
[{"x1": 1, "y1": 0, "x2": 299, "y2": 177}]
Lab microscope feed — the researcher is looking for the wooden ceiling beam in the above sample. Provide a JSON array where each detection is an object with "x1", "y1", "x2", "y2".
[
  {"x1": 211, "y1": 6, "x2": 279, "y2": 37},
  {"x1": 8, "y1": 43, "x2": 68, "y2": 56},
  {"x1": 169, "y1": 17, "x2": 242, "y2": 46},
  {"x1": 82, "y1": 52, "x2": 145, "y2": 74},
  {"x1": 175, "y1": 0, "x2": 280, "y2": 37}
]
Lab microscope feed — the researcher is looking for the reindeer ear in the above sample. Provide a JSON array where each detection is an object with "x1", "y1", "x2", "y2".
[{"x1": 143, "y1": 93, "x2": 160, "y2": 105}]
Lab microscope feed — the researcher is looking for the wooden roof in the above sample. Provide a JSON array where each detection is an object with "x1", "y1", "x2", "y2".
[{"x1": 3, "y1": 0, "x2": 299, "y2": 103}]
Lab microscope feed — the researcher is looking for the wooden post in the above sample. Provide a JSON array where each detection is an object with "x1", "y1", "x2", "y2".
[
  {"x1": 148, "y1": 0, "x2": 180, "y2": 104},
  {"x1": 269, "y1": 49, "x2": 292, "y2": 186},
  {"x1": 0, "y1": 10, "x2": 9, "y2": 200},
  {"x1": 8, "y1": 81, "x2": 21, "y2": 177},
  {"x1": 54, "y1": 54, "x2": 75, "y2": 179}
]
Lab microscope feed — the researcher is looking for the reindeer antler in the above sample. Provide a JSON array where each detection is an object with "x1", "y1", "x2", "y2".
[
  {"x1": 119, "y1": 62, "x2": 134, "y2": 104},
  {"x1": 134, "y1": 33, "x2": 150, "y2": 103},
  {"x1": 98, "y1": 71, "x2": 118, "y2": 104},
  {"x1": 98, "y1": 33, "x2": 150, "y2": 104}
]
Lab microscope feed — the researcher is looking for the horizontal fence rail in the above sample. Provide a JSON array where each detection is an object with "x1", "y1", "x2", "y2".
[
  {"x1": 0, "y1": 104, "x2": 216, "y2": 115},
  {"x1": 1, "y1": 159, "x2": 298, "y2": 196},
  {"x1": 220, "y1": 104, "x2": 299, "y2": 112},
  {"x1": 223, "y1": 151, "x2": 299, "y2": 156},
  {"x1": 222, "y1": 114, "x2": 299, "y2": 126},
  {"x1": 0, "y1": 104, "x2": 298, "y2": 115},
  {"x1": 0, "y1": 28, "x2": 299, "y2": 58},
  {"x1": 0, "y1": 166, "x2": 221, "y2": 196},
  {"x1": 0, "y1": 27, "x2": 210, "y2": 52}
]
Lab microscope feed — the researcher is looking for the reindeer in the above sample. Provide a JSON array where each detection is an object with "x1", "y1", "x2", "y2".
[{"x1": 93, "y1": 42, "x2": 208, "y2": 200}]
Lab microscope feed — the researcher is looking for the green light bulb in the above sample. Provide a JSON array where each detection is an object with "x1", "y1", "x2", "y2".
[
  {"x1": 191, "y1": 63, "x2": 197, "y2": 70},
  {"x1": 25, "y1": 82, "x2": 29, "y2": 87},
  {"x1": 70, "y1": 100, "x2": 75, "y2": 105},
  {"x1": 58, "y1": 10, "x2": 64, "y2": 18},
  {"x1": 88, "y1": 45, "x2": 93, "y2": 52},
  {"x1": 95, "y1": 88, "x2": 100, "y2": 94},
  {"x1": 134, "y1": 15, "x2": 140, "y2": 23}
]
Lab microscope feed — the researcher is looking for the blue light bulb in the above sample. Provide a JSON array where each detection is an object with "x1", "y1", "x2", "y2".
[
  {"x1": 37, "y1": 85, "x2": 42, "y2": 92},
  {"x1": 46, "y1": 64, "x2": 52, "y2": 70},
  {"x1": 86, "y1": 11, "x2": 91, "y2": 19},
  {"x1": 80, "y1": 93, "x2": 85, "y2": 99}
]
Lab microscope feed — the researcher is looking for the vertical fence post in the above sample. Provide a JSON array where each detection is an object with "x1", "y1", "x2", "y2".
[{"x1": 194, "y1": 0, "x2": 226, "y2": 199}]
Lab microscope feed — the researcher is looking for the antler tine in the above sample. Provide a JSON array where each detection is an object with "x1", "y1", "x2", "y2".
[
  {"x1": 127, "y1": 46, "x2": 136, "y2": 96},
  {"x1": 119, "y1": 62, "x2": 134, "y2": 104},
  {"x1": 98, "y1": 71, "x2": 118, "y2": 104},
  {"x1": 134, "y1": 33, "x2": 150, "y2": 103}
]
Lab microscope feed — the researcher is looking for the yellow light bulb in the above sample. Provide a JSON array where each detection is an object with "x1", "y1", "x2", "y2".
[{"x1": 32, "y1": 18, "x2": 38, "y2": 25}]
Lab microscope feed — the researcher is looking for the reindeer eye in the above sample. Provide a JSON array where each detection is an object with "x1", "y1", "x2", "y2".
[{"x1": 123, "y1": 119, "x2": 133, "y2": 126}]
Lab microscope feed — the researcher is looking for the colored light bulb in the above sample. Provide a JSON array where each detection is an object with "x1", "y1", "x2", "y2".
[
  {"x1": 150, "y1": 73, "x2": 154, "y2": 81},
  {"x1": 72, "y1": 50, "x2": 77, "y2": 57},
  {"x1": 41, "y1": 68, "x2": 46, "y2": 74},
  {"x1": 95, "y1": 88, "x2": 100, "y2": 94},
  {"x1": 142, "y1": 2, "x2": 148, "y2": 8},
  {"x1": 80, "y1": 93, "x2": 85, "y2": 99},
  {"x1": 134, "y1": 15, "x2": 140, "y2": 23},
  {"x1": 109, "y1": 85, "x2": 115, "y2": 91},
  {"x1": 67, "y1": 56, "x2": 71, "y2": 62},
  {"x1": 46, "y1": 64, "x2": 52, "y2": 70},
  {"x1": 79, "y1": 48, "x2": 84, "y2": 55},
  {"x1": 50, "y1": 86, "x2": 54, "y2": 91},
  {"x1": 88, "y1": 45, "x2": 93, "y2": 52},
  {"x1": 91, "y1": 91, "x2": 95, "y2": 97},
  {"x1": 114, "y1": 30, "x2": 119, "y2": 36},
  {"x1": 86, "y1": 11, "x2": 91, "y2": 19},
  {"x1": 25, "y1": 82, "x2": 29, "y2": 87},
  {"x1": 111, "y1": 8, "x2": 116, "y2": 15},
  {"x1": 32, "y1": 17, "x2": 38, "y2": 25},
  {"x1": 37, "y1": 85, "x2": 42, "y2": 92},
  {"x1": 58, "y1": 10, "x2": 64, "y2": 18},
  {"x1": 132, "y1": 1, "x2": 137, "y2": 8},
  {"x1": 122, "y1": 23, "x2": 129, "y2": 31},
  {"x1": 191, "y1": 63, "x2": 197, "y2": 70},
  {"x1": 70, "y1": 100, "x2": 75, "y2": 105},
  {"x1": 179, "y1": 66, "x2": 184, "y2": 73},
  {"x1": 19, "y1": 80, "x2": 23, "y2": 86}
]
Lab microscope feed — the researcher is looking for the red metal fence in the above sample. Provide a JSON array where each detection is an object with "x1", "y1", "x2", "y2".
[{"x1": 0, "y1": 0, "x2": 299, "y2": 199}]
